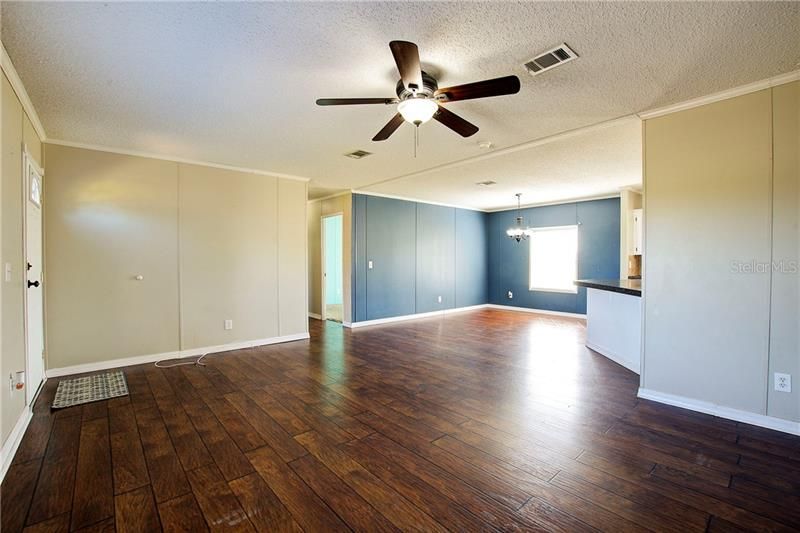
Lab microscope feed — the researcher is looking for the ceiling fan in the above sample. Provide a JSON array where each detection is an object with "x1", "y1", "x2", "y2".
[{"x1": 316, "y1": 41, "x2": 521, "y2": 142}]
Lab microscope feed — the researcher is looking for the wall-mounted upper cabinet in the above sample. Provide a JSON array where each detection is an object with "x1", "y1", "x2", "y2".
[{"x1": 632, "y1": 208, "x2": 643, "y2": 256}]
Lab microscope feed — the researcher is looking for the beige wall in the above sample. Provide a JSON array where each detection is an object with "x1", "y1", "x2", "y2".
[
  {"x1": 307, "y1": 192, "x2": 351, "y2": 322},
  {"x1": 278, "y1": 180, "x2": 309, "y2": 335},
  {"x1": 1, "y1": 72, "x2": 44, "y2": 445},
  {"x1": 44, "y1": 144, "x2": 308, "y2": 371},
  {"x1": 768, "y1": 81, "x2": 799, "y2": 421},
  {"x1": 45, "y1": 147, "x2": 180, "y2": 367},
  {"x1": 178, "y1": 164, "x2": 277, "y2": 348},
  {"x1": 643, "y1": 83, "x2": 799, "y2": 421}
]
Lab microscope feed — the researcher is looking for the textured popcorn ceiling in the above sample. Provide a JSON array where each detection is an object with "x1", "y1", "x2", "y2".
[
  {"x1": 365, "y1": 117, "x2": 643, "y2": 211},
  {"x1": 2, "y1": 2, "x2": 798, "y2": 209}
]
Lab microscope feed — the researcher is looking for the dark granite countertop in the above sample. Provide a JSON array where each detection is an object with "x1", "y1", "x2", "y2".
[{"x1": 574, "y1": 279, "x2": 642, "y2": 297}]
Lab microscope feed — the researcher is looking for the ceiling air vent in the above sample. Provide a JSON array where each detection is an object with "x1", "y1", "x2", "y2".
[
  {"x1": 476, "y1": 180, "x2": 497, "y2": 187},
  {"x1": 524, "y1": 43, "x2": 578, "y2": 76},
  {"x1": 344, "y1": 150, "x2": 373, "y2": 160}
]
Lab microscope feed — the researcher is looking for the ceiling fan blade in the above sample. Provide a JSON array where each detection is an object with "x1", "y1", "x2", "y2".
[
  {"x1": 389, "y1": 41, "x2": 423, "y2": 92},
  {"x1": 434, "y1": 75, "x2": 521, "y2": 102},
  {"x1": 433, "y1": 106, "x2": 479, "y2": 137},
  {"x1": 316, "y1": 98, "x2": 397, "y2": 106},
  {"x1": 372, "y1": 113, "x2": 405, "y2": 141}
]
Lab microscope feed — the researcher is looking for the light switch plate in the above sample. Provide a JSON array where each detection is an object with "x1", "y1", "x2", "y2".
[
  {"x1": 368, "y1": 260, "x2": 373, "y2": 269},
  {"x1": 775, "y1": 373, "x2": 791, "y2": 393},
  {"x1": 224, "y1": 319, "x2": 233, "y2": 330}
]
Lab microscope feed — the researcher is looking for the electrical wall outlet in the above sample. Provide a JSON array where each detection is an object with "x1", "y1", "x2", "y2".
[
  {"x1": 507, "y1": 290, "x2": 513, "y2": 299},
  {"x1": 437, "y1": 295, "x2": 442, "y2": 303},
  {"x1": 775, "y1": 373, "x2": 792, "y2": 393},
  {"x1": 224, "y1": 319, "x2": 233, "y2": 330}
]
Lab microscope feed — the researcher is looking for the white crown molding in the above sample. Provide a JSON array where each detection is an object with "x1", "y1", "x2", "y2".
[
  {"x1": 486, "y1": 193, "x2": 621, "y2": 213},
  {"x1": 351, "y1": 189, "x2": 487, "y2": 212},
  {"x1": 359, "y1": 115, "x2": 641, "y2": 194},
  {"x1": 3, "y1": 42, "x2": 315, "y2": 185},
  {"x1": 45, "y1": 332, "x2": 309, "y2": 378},
  {"x1": 345, "y1": 304, "x2": 489, "y2": 328},
  {"x1": 307, "y1": 191, "x2": 351, "y2": 203},
  {"x1": 486, "y1": 304, "x2": 586, "y2": 319},
  {"x1": 638, "y1": 69, "x2": 800, "y2": 120},
  {"x1": 638, "y1": 388, "x2": 800, "y2": 437},
  {"x1": 45, "y1": 139, "x2": 312, "y2": 182},
  {"x1": 1, "y1": 43, "x2": 47, "y2": 141},
  {"x1": 361, "y1": 70, "x2": 800, "y2": 204},
  {"x1": 1, "y1": 406, "x2": 33, "y2": 483}
]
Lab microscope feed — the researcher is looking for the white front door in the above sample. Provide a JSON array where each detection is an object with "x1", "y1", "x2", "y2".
[{"x1": 25, "y1": 156, "x2": 45, "y2": 406}]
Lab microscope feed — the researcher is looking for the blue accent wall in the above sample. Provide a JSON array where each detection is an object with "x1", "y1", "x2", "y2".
[
  {"x1": 352, "y1": 194, "x2": 367, "y2": 322},
  {"x1": 455, "y1": 209, "x2": 489, "y2": 307},
  {"x1": 351, "y1": 194, "x2": 618, "y2": 321},
  {"x1": 575, "y1": 199, "x2": 622, "y2": 313},
  {"x1": 416, "y1": 204, "x2": 456, "y2": 313},
  {"x1": 351, "y1": 194, "x2": 488, "y2": 322},
  {"x1": 365, "y1": 196, "x2": 416, "y2": 320},
  {"x1": 487, "y1": 197, "x2": 620, "y2": 314}
]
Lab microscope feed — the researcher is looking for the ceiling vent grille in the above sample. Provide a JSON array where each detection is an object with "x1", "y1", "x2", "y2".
[
  {"x1": 344, "y1": 150, "x2": 373, "y2": 160},
  {"x1": 524, "y1": 43, "x2": 578, "y2": 76},
  {"x1": 476, "y1": 180, "x2": 497, "y2": 187}
]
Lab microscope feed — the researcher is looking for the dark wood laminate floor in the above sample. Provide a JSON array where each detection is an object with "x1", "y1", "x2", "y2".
[{"x1": 3, "y1": 309, "x2": 800, "y2": 532}]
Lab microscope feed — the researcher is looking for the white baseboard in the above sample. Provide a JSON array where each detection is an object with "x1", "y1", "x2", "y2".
[
  {"x1": 345, "y1": 304, "x2": 489, "y2": 329},
  {"x1": 586, "y1": 341, "x2": 640, "y2": 374},
  {"x1": 308, "y1": 312, "x2": 322, "y2": 320},
  {"x1": 637, "y1": 388, "x2": 800, "y2": 436},
  {"x1": 45, "y1": 332, "x2": 310, "y2": 378},
  {"x1": 1, "y1": 405, "x2": 33, "y2": 483},
  {"x1": 486, "y1": 303, "x2": 586, "y2": 320}
]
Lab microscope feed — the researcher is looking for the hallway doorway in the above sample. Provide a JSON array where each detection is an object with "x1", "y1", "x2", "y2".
[{"x1": 322, "y1": 213, "x2": 343, "y2": 322}]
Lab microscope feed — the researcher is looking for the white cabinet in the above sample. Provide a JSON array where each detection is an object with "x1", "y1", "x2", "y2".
[{"x1": 632, "y1": 208, "x2": 643, "y2": 256}]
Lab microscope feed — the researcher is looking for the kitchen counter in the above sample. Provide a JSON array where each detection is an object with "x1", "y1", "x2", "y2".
[
  {"x1": 574, "y1": 279, "x2": 641, "y2": 297},
  {"x1": 574, "y1": 279, "x2": 642, "y2": 374}
]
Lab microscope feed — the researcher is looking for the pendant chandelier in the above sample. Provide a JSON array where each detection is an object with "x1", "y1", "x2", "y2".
[{"x1": 506, "y1": 193, "x2": 531, "y2": 243}]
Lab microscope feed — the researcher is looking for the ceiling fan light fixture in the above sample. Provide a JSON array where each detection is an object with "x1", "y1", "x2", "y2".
[{"x1": 397, "y1": 98, "x2": 438, "y2": 125}]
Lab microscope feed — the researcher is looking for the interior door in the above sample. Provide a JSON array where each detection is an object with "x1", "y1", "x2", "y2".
[{"x1": 25, "y1": 157, "x2": 45, "y2": 406}]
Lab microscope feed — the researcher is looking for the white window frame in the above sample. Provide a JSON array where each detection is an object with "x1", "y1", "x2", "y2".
[{"x1": 528, "y1": 224, "x2": 579, "y2": 294}]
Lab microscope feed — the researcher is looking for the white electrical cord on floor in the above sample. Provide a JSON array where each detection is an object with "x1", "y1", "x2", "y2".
[{"x1": 154, "y1": 353, "x2": 209, "y2": 369}]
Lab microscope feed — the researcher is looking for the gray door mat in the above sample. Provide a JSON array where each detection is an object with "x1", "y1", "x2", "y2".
[{"x1": 51, "y1": 370, "x2": 129, "y2": 409}]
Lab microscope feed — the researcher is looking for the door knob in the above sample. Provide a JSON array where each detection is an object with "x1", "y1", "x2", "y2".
[{"x1": 27, "y1": 280, "x2": 40, "y2": 288}]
